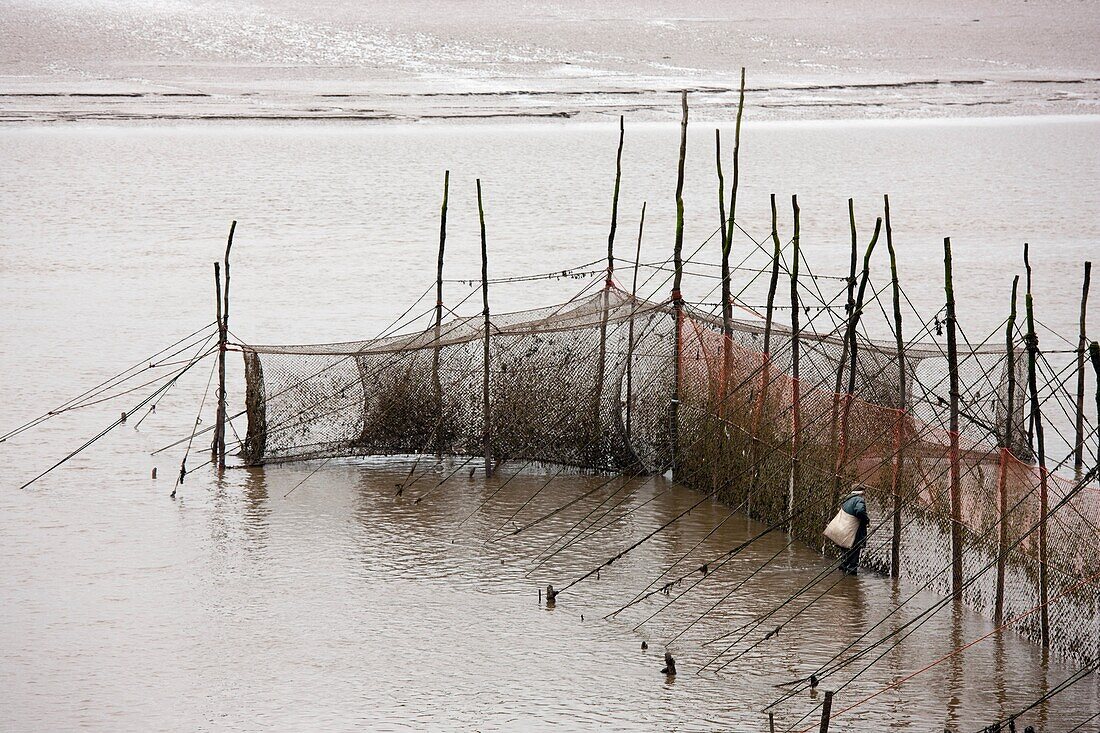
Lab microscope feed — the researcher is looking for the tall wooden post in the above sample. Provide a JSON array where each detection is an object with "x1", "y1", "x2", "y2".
[
  {"x1": 211, "y1": 262, "x2": 223, "y2": 463},
  {"x1": 721, "y1": 68, "x2": 747, "y2": 409},
  {"x1": 838, "y1": 218, "x2": 882, "y2": 493},
  {"x1": 1023, "y1": 244, "x2": 1050, "y2": 647},
  {"x1": 477, "y1": 179, "x2": 492, "y2": 478},
  {"x1": 213, "y1": 220, "x2": 235, "y2": 470},
  {"x1": 830, "y1": 200, "x2": 860, "y2": 507},
  {"x1": 629, "y1": 202, "x2": 642, "y2": 449},
  {"x1": 625, "y1": 203, "x2": 646, "y2": 448},
  {"x1": 1073, "y1": 261, "x2": 1092, "y2": 478},
  {"x1": 884, "y1": 195, "x2": 905, "y2": 578},
  {"x1": 944, "y1": 237, "x2": 963, "y2": 600},
  {"x1": 593, "y1": 117, "x2": 625, "y2": 460},
  {"x1": 995, "y1": 275, "x2": 1019, "y2": 625},
  {"x1": 432, "y1": 171, "x2": 449, "y2": 456},
  {"x1": 670, "y1": 90, "x2": 688, "y2": 477},
  {"x1": 606, "y1": 115, "x2": 625, "y2": 287},
  {"x1": 715, "y1": 128, "x2": 727, "y2": 408},
  {"x1": 788, "y1": 195, "x2": 802, "y2": 532},
  {"x1": 1092, "y1": 341, "x2": 1100, "y2": 465},
  {"x1": 748, "y1": 194, "x2": 782, "y2": 503}
]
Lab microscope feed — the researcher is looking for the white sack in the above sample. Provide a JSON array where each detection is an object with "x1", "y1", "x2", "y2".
[{"x1": 823, "y1": 508, "x2": 860, "y2": 549}]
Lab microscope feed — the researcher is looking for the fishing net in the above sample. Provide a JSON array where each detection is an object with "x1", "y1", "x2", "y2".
[{"x1": 239, "y1": 285, "x2": 1098, "y2": 663}]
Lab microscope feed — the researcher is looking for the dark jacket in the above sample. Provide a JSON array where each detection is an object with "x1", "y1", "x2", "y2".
[{"x1": 842, "y1": 494, "x2": 870, "y2": 543}]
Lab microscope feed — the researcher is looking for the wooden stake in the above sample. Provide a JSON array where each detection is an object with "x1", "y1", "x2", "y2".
[
  {"x1": 1022, "y1": 244, "x2": 1050, "y2": 647},
  {"x1": 884, "y1": 194, "x2": 905, "y2": 578},
  {"x1": 213, "y1": 220, "x2": 234, "y2": 470},
  {"x1": 818, "y1": 690, "x2": 834, "y2": 733},
  {"x1": 1073, "y1": 261, "x2": 1092, "y2": 477},
  {"x1": 763, "y1": 195, "x2": 782, "y2": 359},
  {"x1": 830, "y1": 199, "x2": 860, "y2": 507},
  {"x1": 748, "y1": 194, "x2": 782, "y2": 503},
  {"x1": 995, "y1": 274, "x2": 1019, "y2": 625},
  {"x1": 715, "y1": 128, "x2": 728, "y2": 409},
  {"x1": 477, "y1": 179, "x2": 492, "y2": 478},
  {"x1": 944, "y1": 236, "x2": 963, "y2": 600},
  {"x1": 837, "y1": 217, "x2": 882, "y2": 493},
  {"x1": 1090, "y1": 341, "x2": 1100, "y2": 466},
  {"x1": 607, "y1": 115, "x2": 625, "y2": 286},
  {"x1": 593, "y1": 117, "x2": 625, "y2": 458},
  {"x1": 789, "y1": 195, "x2": 801, "y2": 532},
  {"x1": 211, "y1": 261, "x2": 223, "y2": 463},
  {"x1": 721, "y1": 68, "x2": 747, "y2": 408},
  {"x1": 625, "y1": 202, "x2": 646, "y2": 448},
  {"x1": 670, "y1": 90, "x2": 688, "y2": 477},
  {"x1": 432, "y1": 171, "x2": 449, "y2": 457}
]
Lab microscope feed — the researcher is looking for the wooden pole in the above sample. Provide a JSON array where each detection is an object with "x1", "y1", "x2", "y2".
[
  {"x1": 748, "y1": 195, "x2": 782, "y2": 503},
  {"x1": 818, "y1": 690, "x2": 834, "y2": 733},
  {"x1": 1073, "y1": 261, "x2": 1092, "y2": 478},
  {"x1": 477, "y1": 179, "x2": 492, "y2": 478},
  {"x1": 432, "y1": 171, "x2": 449, "y2": 457},
  {"x1": 213, "y1": 220, "x2": 235, "y2": 470},
  {"x1": 763, "y1": 195, "x2": 782, "y2": 364},
  {"x1": 593, "y1": 117, "x2": 625, "y2": 459},
  {"x1": 789, "y1": 195, "x2": 801, "y2": 532},
  {"x1": 721, "y1": 68, "x2": 747, "y2": 410},
  {"x1": 995, "y1": 274, "x2": 1019, "y2": 625},
  {"x1": 625, "y1": 202, "x2": 646, "y2": 448},
  {"x1": 670, "y1": 90, "x2": 688, "y2": 477},
  {"x1": 884, "y1": 194, "x2": 905, "y2": 578},
  {"x1": 607, "y1": 115, "x2": 625, "y2": 286},
  {"x1": 714, "y1": 128, "x2": 728, "y2": 413},
  {"x1": 838, "y1": 217, "x2": 883, "y2": 491},
  {"x1": 1090, "y1": 341, "x2": 1100, "y2": 466},
  {"x1": 211, "y1": 261, "x2": 223, "y2": 463},
  {"x1": 830, "y1": 200, "x2": 860, "y2": 507},
  {"x1": 1023, "y1": 243, "x2": 1049, "y2": 647},
  {"x1": 944, "y1": 236, "x2": 963, "y2": 600}
]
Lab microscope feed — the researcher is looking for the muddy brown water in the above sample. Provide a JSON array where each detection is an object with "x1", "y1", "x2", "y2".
[{"x1": 2, "y1": 119, "x2": 1098, "y2": 730}]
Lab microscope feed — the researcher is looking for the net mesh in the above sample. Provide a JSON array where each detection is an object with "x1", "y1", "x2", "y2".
[{"x1": 239, "y1": 285, "x2": 1099, "y2": 663}]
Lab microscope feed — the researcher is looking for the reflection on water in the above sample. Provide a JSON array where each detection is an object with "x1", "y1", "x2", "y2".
[{"x1": 21, "y1": 454, "x2": 1100, "y2": 731}]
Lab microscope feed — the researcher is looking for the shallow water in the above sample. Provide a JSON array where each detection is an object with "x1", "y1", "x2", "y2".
[
  {"x1": 3, "y1": 0, "x2": 1100, "y2": 123},
  {"x1": 1, "y1": 117, "x2": 1099, "y2": 730}
]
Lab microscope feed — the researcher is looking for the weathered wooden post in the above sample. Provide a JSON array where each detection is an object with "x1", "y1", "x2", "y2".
[
  {"x1": 1073, "y1": 261, "x2": 1092, "y2": 478},
  {"x1": 818, "y1": 690, "x2": 834, "y2": 733},
  {"x1": 721, "y1": 68, "x2": 747, "y2": 410},
  {"x1": 1091, "y1": 341, "x2": 1100, "y2": 464},
  {"x1": 432, "y1": 171, "x2": 449, "y2": 457},
  {"x1": 625, "y1": 203, "x2": 646, "y2": 447},
  {"x1": 593, "y1": 116, "x2": 625, "y2": 462},
  {"x1": 477, "y1": 179, "x2": 493, "y2": 478},
  {"x1": 828, "y1": 200, "x2": 860, "y2": 509},
  {"x1": 884, "y1": 194, "x2": 905, "y2": 578},
  {"x1": 788, "y1": 195, "x2": 802, "y2": 532},
  {"x1": 944, "y1": 237, "x2": 963, "y2": 600},
  {"x1": 607, "y1": 115, "x2": 625, "y2": 287},
  {"x1": 715, "y1": 128, "x2": 727, "y2": 411},
  {"x1": 837, "y1": 217, "x2": 882, "y2": 495},
  {"x1": 748, "y1": 194, "x2": 782, "y2": 504},
  {"x1": 212, "y1": 220, "x2": 235, "y2": 470},
  {"x1": 1022, "y1": 244, "x2": 1050, "y2": 647},
  {"x1": 670, "y1": 90, "x2": 688, "y2": 477},
  {"x1": 211, "y1": 261, "x2": 223, "y2": 464},
  {"x1": 995, "y1": 275, "x2": 1019, "y2": 625}
]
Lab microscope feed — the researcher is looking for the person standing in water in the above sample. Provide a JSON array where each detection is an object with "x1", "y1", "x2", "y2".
[{"x1": 839, "y1": 486, "x2": 870, "y2": 575}]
